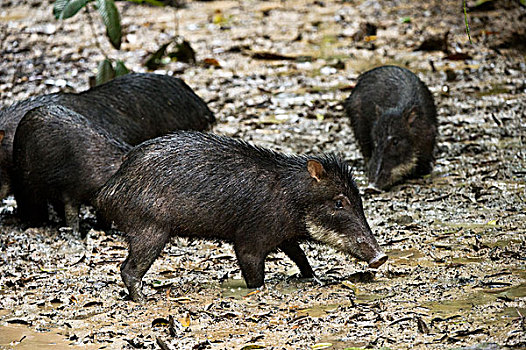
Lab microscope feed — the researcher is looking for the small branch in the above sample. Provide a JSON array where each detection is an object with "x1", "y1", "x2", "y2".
[
  {"x1": 389, "y1": 316, "x2": 413, "y2": 326},
  {"x1": 463, "y1": 0, "x2": 473, "y2": 44},
  {"x1": 86, "y1": 4, "x2": 109, "y2": 59},
  {"x1": 174, "y1": 6, "x2": 180, "y2": 37}
]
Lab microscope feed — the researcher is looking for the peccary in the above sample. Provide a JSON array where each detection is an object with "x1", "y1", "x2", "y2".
[
  {"x1": 0, "y1": 73, "x2": 215, "y2": 199},
  {"x1": 96, "y1": 131, "x2": 388, "y2": 302},
  {"x1": 13, "y1": 105, "x2": 131, "y2": 236},
  {"x1": 344, "y1": 65, "x2": 437, "y2": 189}
]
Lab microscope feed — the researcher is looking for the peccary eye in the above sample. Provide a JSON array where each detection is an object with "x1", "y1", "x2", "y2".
[
  {"x1": 335, "y1": 199, "x2": 344, "y2": 209},
  {"x1": 392, "y1": 138, "x2": 399, "y2": 146}
]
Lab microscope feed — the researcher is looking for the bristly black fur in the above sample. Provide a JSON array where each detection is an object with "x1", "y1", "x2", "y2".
[
  {"x1": 344, "y1": 65, "x2": 437, "y2": 189},
  {"x1": 313, "y1": 153, "x2": 357, "y2": 192},
  {"x1": 95, "y1": 130, "x2": 384, "y2": 302},
  {"x1": 13, "y1": 104, "x2": 131, "y2": 235},
  {"x1": 0, "y1": 73, "x2": 215, "y2": 200}
]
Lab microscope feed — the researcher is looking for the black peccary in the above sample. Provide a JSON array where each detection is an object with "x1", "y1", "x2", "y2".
[
  {"x1": 95, "y1": 131, "x2": 388, "y2": 302},
  {"x1": 13, "y1": 105, "x2": 131, "y2": 236},
  {"x1": 344, "y1": 65, "x2": 437, "y2": 190},
  {"x1": 0, "y1": 73, "x2": 215, "y2": 199}
]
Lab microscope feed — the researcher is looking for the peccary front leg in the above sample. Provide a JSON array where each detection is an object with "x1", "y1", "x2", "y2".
[
  {"x1": 279, "y1": 240, "x2": 314, "y2": 278},
  {"x1": 121, "y1": 227, "x2": 170, "y2": 302},
  {"x1": 15, "y1": 189, "x2": 48, "y2": 226},
  {"x1": 234, "y1": 243, "x2": 268, "y2": 288},
  {"x1": 63, "y1": 201, "x2": 81, "y2": 238}
]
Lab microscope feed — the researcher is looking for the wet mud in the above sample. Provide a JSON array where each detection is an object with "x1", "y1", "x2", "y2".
[{"x1": 0, "y1": 0, "x2": 525, "y2": 349}]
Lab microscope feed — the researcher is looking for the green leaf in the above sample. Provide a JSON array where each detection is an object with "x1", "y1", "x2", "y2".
[
  {"x1": 96, "y1": 0, "x2": 122, "y2": 49},
  {"x1": 463, "y1": 0, "x2": 473, "y2": 44},
  {"x1": 53, "y1": 0, "x2": 70, "y2": 19},
  {"x1": 126, "y1": 0, "x2": 165, "y2": 7},
  {"x1": 144, "y1": 41, "x2": 170, "y2": 70},
  {"x1": 59, "y1": 0, "x2": 89, "y2": 19},
  {"x1": 96, "y1": 59, "x2": 116, "y2": 86},
  {"x1": 168, "y1": 39, "x2": 196, "y2": 63},
  {"x1": 114, "y1": 60, "x2": 129, "y2": 76},
  {"x1": 520, "y1": 0, "x2": 525, "y2": 6},
  {"x1": 474, "y1": 0, "x2": 493, "y2": 6},
  {"x1": 400, "y1": 16, "x2": 411, "y2": 23}
]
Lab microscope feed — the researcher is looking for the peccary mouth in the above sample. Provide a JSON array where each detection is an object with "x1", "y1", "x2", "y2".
[
  {"x1": 388, "y1": 154, "x2": 418, "y2": 184},
  {"x1": 371, "y1": 154, "x2": 418, "y2": 189},
  {"x1": 305, "y1": 218, "x2": 387, "y2": 268},
  {"x1": 368, "y1": 253, "x2": 388, "y2": 268}
]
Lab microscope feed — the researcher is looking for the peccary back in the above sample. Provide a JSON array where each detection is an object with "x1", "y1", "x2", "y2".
[
  {"x1": 13, "y1": 104, "x2": 131, "y2": 234},
  {"x1": 0, "y1": 73, "x2": 215, "y2": 198}
]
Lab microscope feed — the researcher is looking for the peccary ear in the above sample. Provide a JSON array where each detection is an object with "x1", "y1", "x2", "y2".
[
  {"x1": 0, "y1": 130, "x2": 4, "y2": 144},
  {"x1": 406, "y1": 106, "x2": 419, "y2": 126},
  {"x1": 307, "y1": 160, "x2": 326, "y2": 182}
]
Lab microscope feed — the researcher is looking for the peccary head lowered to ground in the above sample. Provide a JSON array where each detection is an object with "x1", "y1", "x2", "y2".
[{"x1": 345, "y1": 65, "x2": 437, "y2": 190}]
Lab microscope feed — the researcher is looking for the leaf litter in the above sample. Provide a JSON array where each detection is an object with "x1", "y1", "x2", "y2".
[{"x1": 0, "y1": 0, "x2": 525, "y2": 349}]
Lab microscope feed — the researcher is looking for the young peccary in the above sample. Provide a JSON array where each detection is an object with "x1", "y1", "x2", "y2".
[
  {"x1": 13, "y1": 105, "x2": 131, "y2": 236},
  {"x1": 96, "y1": 131, "x2": 388, "y2": 302},
  {"x1": 0, "y1": 73, "x2": 215, "y2": 199},
  {"x1": 345, "y1": 65, "x2": 437, "y2": 190}
]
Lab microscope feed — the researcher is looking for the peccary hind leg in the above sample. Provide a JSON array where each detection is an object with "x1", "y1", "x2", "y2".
[{"x1": 121, "y1": 227, "x2": 170, "y2": 302}]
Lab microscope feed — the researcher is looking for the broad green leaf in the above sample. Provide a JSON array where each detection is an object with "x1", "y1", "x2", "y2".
[
  {"x1": 474, "y1": 0, "x2": 493, "y2": 6},
  {"x1": 520, "y1": 0, "x2": 525, "y2": 6},
  {"x1": 97, "y1": 0, "x2": 121, "y2": 49},
  {"x1": 142, "y1": 0, "x2": 165, "y2": 6},
  {"x1": 144, "y1": 42, "x2": 170, "y2": 70},
  {"x1": 96, "y1": 59, "x2": 115, "y2": 86},
  {"x1": 60, "y1": 0, "x2": 89, "y2": 19},
  {"x1": 126, "y1": 0, "x2": 165, "y2": 7},
  {"x1": 114, "y1": 60, "x2": 129, "y2": 76},
  {"x1": 168, "y1": 40, "x2": 196, "y2": 63},
  {"x1": 53, "y1": 0, "x2": 70, "y2": 19}
]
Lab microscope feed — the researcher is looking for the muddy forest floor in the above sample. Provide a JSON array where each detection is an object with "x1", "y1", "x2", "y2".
[{"x1": 0, "y1": 0, "x2": 525, "y2": 349}]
